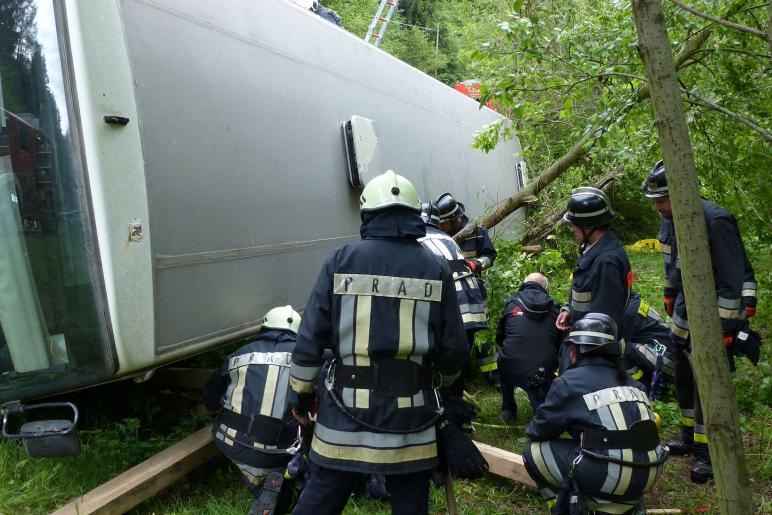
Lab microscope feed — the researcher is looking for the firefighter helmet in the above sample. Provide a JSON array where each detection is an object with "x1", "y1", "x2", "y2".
[
  {"x1": 359, "y1": 170, "x2": 421, "y2": 213},
  {"x1": 562, "y1": 187, "x2": 615, "y2": 228},
  {"x1": 436, "y1": 192, "x2": 464, "y2": 221},
  {"x1": 262, "y1": 305, "x2": 301, "y2": 334},
  {"x1": 642, "y1": 160, "x2": 669, "y2": 199},
  {"x1": 566, "y1": 313, "x2": 622, "y2": 357},
  {"x1": 421, "y1": 202, "x2": 441, "y2": 226}
]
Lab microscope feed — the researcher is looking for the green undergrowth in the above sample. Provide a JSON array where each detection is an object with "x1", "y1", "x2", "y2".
[{"x1": 1, "y1": 249, "x2": 770, "y2": 514}]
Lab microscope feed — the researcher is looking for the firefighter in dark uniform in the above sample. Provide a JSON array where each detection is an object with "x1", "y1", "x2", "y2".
[
  {"x1": 435, "y1": 192, "x2": 498, "y2": 378},
  {"x1": 643, "y1": 160, "x2": 757, "y2": 483},
  {"x1": 524, "y1": 313, "x2": 668, "y2": 515},
  {"x1": 288, "y1": 171, "x2": 469, "y2": 515},
  {"x1": 622, "y1": 291, "x2": 676, "y2": 398},
  {"x1": 203, "y1": 305, "x2": 304, "y2": 515},
  {"x1": 496, "y1": 273, "x2": 563, "y2": 422},
  {"x1": 419, "y1": 202, "x2": 488, "y2": 338},
  {"x1": 418, "y1": 202, "x2": 485, "y2": 430},
  {"x1": 555, "y1": 187, "x2": 633, "y2": 354}
]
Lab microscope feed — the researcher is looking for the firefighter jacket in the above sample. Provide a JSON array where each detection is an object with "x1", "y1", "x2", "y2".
[
  {"x1": 496, "y1": 282, "x2": 562, "y2": 383},
  {"x1": 526, "y1": 355, "x2": 666, "y2": 502},
  {"x1": 566, "y1": 230, "x2": 632, "y2": 334},
  {"x1": 457, "y1": 213, "x2": 497, "y2": 271},
  {"x1": 742, "y1": 254, "x2": 757, "y2": 311},
  {"x1": 659, "y1": 200, "x2": 755, "y2": 344},
  {"x1": 419, "y1": 225, "x2": 488, "y2": 330},
  {"x1": 622, "y1": 292, "x2": 676, "y2": 382},
  {"x1": 289, "y1": 208, "x2": 468, "y2": 475},
  {"x1": 203, "y1": 329, "x2": 300, "y2": 471},
  {"x1": 657, "y1": 217, "x2": 680, "y2": 300},
  {"x1": 457, "y1": 213, "x2": 496, "y2": 303},
  {"x1": 622, "y1": 292, "x2": 670, "y2": 347}
]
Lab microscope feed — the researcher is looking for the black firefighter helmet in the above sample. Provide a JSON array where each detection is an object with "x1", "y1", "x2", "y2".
[
  {"x1": 566, "y1": 313, "x2": 623, "y2": 358},
  {"x1": 421, "y1": 202, "x2": 441, "y2": 227},
  {"x1": 562, "y1": 187, "x2": 615, "y2": 228},
  {"x1": 642, "y1": 160, "x2": 669, "y2": 199},
  {"x1": 436, "y1": 192, "x2": 464, "y2": 221}
]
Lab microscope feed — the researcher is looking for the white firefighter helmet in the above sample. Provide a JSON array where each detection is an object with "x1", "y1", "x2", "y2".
[
  {"x1": 359, "y1": 170, "x2": 421, "y2": 213},
  {"x1": 262, "y1": 305, "x2": 301, "y2": 334}
]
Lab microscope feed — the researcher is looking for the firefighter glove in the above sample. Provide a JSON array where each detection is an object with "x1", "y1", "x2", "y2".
[
  {"x1": 745, "y1": 306, "x2": 756, "y2": 318},
  {"x1": 465, "y1": 258, "x2": 483, "y2": 274},
  {"x1": 436, "y1": 417, "x2": 489, "y2": 479},
  {"x1": 663, "y1": 296, "x2": 675, "y2": 317}
]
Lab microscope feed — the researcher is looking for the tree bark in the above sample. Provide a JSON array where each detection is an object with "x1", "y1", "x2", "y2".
[{"x1": 631, "y1": 1, "x2": 752, "y2": 514}]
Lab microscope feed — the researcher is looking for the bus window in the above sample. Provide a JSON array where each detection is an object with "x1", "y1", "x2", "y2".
[{"x1": 0, "y1": 0, "x2": 111, "y2": 402}]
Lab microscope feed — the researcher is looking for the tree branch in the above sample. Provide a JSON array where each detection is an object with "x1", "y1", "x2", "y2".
[
  {"x1": 519, "y1": 167, "x2": 624, "y2": 245},
  {"x1": 681, "y1": 88, "x2": 772, "y2": 142},
  {"x1": 452, "y1": 7, "x2": 727, "y2": 244},
  {"x1": 670, "y1": 0, "x2": 769, "y2": 42}
]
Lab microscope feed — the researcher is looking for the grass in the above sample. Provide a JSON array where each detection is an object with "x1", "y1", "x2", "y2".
[{"x1": 1, "y1": 249, "x2": 770, "y2": 514}]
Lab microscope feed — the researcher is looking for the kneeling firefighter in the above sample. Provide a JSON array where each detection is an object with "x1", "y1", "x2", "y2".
[
  {"x1": 621, "y1": 291, "x2": 676, "y2": 399},
  {"x1": 288, "y1": 171, "x2": 487, "y2": 515},
  {"x1": 203, "y1": 305, "x2": 306, "y2": 515},
  {"x1": 524, "y1": 313, "x2": 668, "y2": 515}
]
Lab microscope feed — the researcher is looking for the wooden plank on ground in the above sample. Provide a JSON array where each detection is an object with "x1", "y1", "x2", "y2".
[
  {"x1": 473, "y1": 441, "x2": 537, "y2": 488},
  {"x1": 51, "y1": 425, "x2": 217, "y2": 515}
]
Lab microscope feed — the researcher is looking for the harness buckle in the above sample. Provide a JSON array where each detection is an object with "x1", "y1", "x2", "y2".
[{"x1": 285, "y1": 426, "x2": 303, "y2": 455}]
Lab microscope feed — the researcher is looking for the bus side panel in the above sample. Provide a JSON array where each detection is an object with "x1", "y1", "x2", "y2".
[{"x1": 119, "y1": 0, "x2": 523, "y2": 358}]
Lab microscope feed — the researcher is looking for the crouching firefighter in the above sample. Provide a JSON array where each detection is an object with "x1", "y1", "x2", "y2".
[
  {"x1": 203, "y1": 306, "x2": 306, "y2": 515},
  {"x1": 524, "y1": 313, "x2": 668, "y2": 515},
  {"x1": 287, "y1": 171, "x2": 477, "y2": 515},
  {"x1": 621, "y1": 291, "x2": 676, "y2": 400}
]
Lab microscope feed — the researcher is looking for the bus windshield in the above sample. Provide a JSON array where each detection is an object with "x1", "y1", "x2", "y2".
[{"x1": 0, "y1": 0, "x2": 110, "y2": 401}]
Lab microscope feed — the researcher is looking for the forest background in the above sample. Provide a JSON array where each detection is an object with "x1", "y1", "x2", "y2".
[{"x1": 1, "y1": 0, "x2": 770, "y2": 513}]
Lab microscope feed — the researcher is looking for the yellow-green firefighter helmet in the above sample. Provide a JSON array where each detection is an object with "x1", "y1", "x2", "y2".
[
  {"x1": 262, "y1": 305, "x2": 301, "y2": 334},
  {"x1": 359, "y1": 170, "x2": 421, "y2": 213}
]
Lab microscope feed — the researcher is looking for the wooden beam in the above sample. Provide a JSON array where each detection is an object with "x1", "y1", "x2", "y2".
[
  {"x1": 52, "y1": 425, "x2": 217, "y2": 515},
  {"x1": 473, "y1": 441, "x2": 537, "y2": 488}
]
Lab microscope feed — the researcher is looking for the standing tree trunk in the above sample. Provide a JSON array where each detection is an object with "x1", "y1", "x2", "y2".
[{"x1": 630, "y1": 2, "x2": 752, "y2": 514}]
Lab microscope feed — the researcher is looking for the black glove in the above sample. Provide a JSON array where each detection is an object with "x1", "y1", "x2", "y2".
[
  {"x1": 441, "y1": 393, "x2": 477, "y2": 432},
  {"x1": 290, "y1": 392, "x2": 316, "y2": 427},
  {"x1": 436, "y1": 417, "x2": 488, "y2": 479}
]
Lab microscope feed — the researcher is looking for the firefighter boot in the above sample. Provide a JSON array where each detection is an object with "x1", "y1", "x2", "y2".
[
  {"x1": 690, "y1": 443, "x2": 713, "y2": 484},
  {"x1": 666, "y1": 426, "x2": 693, "y2": 456}
]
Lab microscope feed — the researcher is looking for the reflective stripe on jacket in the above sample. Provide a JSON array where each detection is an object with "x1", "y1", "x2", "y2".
[
  {"x1": 419, "y1": 226, "x2": 488, "y2": 330},
  {"x1": 290, "y1": 209, "x2": 467, "y2": 474}
]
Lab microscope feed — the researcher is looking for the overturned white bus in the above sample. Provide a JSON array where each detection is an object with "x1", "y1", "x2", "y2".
[{"x1": 0, "y1": 0, "x2": 524, "y2": 449}]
